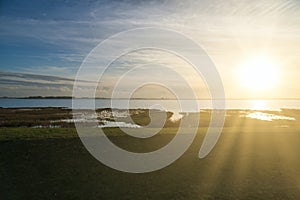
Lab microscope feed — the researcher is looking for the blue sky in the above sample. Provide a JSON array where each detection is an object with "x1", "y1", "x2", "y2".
[{"x1": 1, "y1": 0, "x2": 300, "y2": 98}]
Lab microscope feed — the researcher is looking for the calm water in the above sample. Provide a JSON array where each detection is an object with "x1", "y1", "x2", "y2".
[{"x1": 0, "y1": 99, "x2": 299, "y2": 112}]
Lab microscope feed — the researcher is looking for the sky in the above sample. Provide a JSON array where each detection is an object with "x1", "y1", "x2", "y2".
[{"x1": 0, "y1": 0, "x2": 300, "y2": 98}]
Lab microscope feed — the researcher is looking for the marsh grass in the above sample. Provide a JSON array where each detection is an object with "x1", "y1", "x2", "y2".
[{"x1": 1, "y1": 108, "x2": 300, "y2": 199}]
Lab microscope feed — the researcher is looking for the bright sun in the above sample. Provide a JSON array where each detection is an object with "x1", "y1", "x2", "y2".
[{"x1": 238, "y1": 55, "x2": 280, "y2": 90}]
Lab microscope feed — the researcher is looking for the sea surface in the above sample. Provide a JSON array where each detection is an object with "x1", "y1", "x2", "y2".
[{"x1": 0, "y1": 99, "x2": 299, "y2": 112}]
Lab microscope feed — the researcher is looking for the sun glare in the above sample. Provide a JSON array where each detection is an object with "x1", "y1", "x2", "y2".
[{"x1": 238, "y1": 55, "x2": 279, "y2": 90}]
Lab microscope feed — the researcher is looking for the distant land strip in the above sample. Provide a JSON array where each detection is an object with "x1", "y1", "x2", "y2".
[{"x1": 0, "y1": 96, "x2": 300, "y2": 100}]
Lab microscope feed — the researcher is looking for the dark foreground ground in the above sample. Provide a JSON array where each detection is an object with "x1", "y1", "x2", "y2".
[{"x1": 1, "y1": 108, "x2": 300, "y2": 199}]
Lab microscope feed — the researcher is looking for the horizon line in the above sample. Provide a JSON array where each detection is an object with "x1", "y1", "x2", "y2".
[{"x1": 1, "y1": 96, "x2": 300, "y2": 100}]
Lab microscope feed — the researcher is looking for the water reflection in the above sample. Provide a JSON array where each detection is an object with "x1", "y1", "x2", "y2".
[
  {"x1": 251, "y1": 100, "x2": 268, "y2": 110},
  {"x1": 98, "y1": 120, "x2": 141, "y2": 128},
  {"x1": 243, "y1": 111, "x2": 296, "y2": 121}
]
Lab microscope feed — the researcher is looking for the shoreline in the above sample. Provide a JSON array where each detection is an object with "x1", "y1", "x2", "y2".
[{"x1": 0, "y1": 107, "x2": 299, "y2": 130}]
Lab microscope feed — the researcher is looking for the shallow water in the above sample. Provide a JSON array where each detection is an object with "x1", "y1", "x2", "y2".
[
  {"x1": 241, "y1": 111, "x2": 296, "y2": 121},
  {"x1": 98, "y1": 120, "x2": 141, "y2": 128}
]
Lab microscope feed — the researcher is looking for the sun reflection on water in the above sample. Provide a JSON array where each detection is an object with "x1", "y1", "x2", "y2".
[
  {"x1": 251, "y1": 100, "x2": 268, "y2": 110},
  {"x1": 243, "y1": 112, "x2": 296, "y2": 121}
]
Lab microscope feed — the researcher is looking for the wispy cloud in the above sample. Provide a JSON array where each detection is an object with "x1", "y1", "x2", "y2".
[
  {"x1": 0, "y1": 0, "x2": 300, "y2": 98},
  {"x1": 0, "y1": 71, "x2": 96, "y2": 97}
]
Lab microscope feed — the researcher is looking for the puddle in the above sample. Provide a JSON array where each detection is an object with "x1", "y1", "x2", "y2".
[
  {"x1": 98, "y1": 120, "x2": 141, "y2": 128},
  {"x1": 242, "y1": 112, "x2": 296, "y2": 121}
]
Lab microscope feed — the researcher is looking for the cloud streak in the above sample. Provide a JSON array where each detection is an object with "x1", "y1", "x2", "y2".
[
  {"x1": 0, "y1": 71, "x2": 97, "y2": 97},
  {"x1": 0, "y1": 0, "x2": 300, "y2": 98}
]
